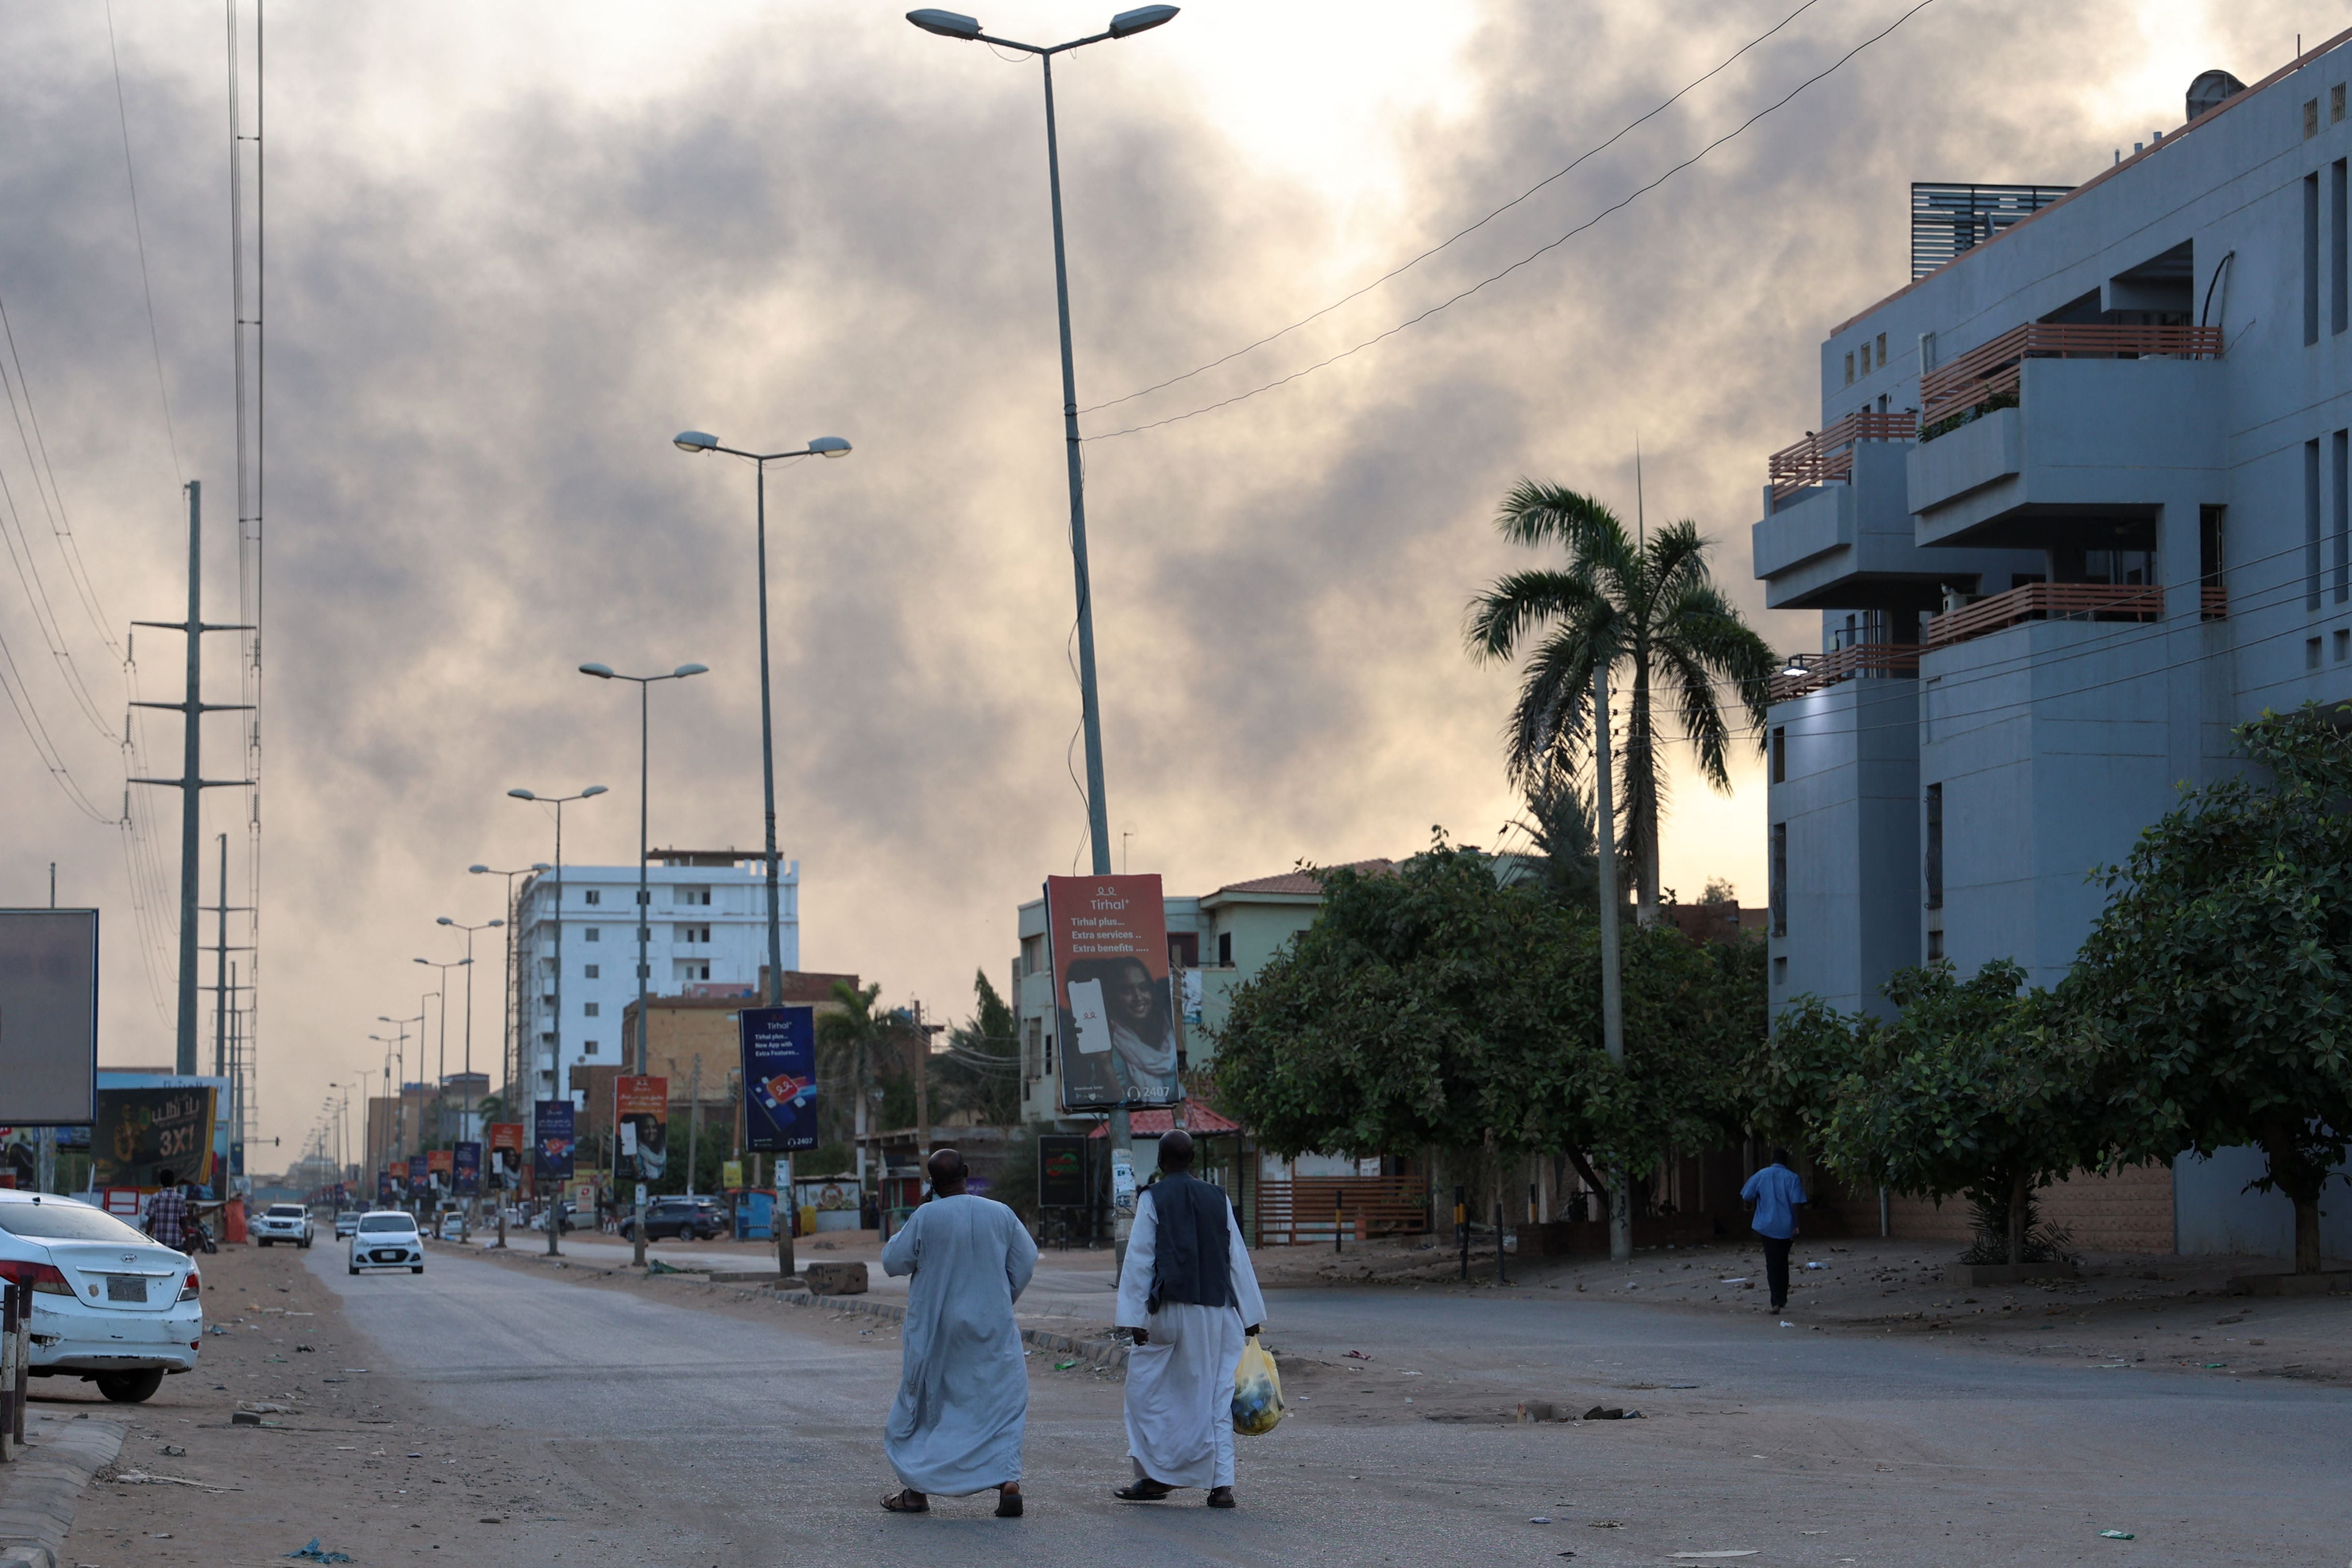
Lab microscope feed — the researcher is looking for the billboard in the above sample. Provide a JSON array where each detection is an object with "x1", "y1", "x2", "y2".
[
  {"x1": 0, "y1": 910, "x2": 98, "y2": 1125},
  {"x1": 408, "y1": 1153, "x2": 429, "y2": 1191},
  {"x1": 453, "y1": 1140, "x2": 481, "y2": 1196},
  {"x1": 1038, "y1": 1133, "x2": 1088, "y2": 1209},
  {"x1": 427, "y1": 1148, "x2": 453, "y2": 1194},
  {"x1": 614, "y1": 1075, "x2": 668, "y2": 1182},
  {"x1": 534, "y1": 1100, "x2": 575, "y2": 1182},
  {"x1": 488, "y1": 1123, "x2": 525, "y2": 1191},
  {"x1": 377, "y1": 1169, "x2": 394, "y2": 1202},
  {"x1": 92, "y1": 1084, "x2": 218, "y2": 1188},
  {"x1": 739, "y1": 1006, "x2": 818, "y2": 1152},
  {"x1": 1044, "y1": 875, "x2": 1183, "y2": 1112}
]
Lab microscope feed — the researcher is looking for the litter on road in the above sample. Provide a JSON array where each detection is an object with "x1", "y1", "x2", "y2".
[
  {"x1": 2097, "y1": 1529, "x2": 2135, "y2": 1540},
  {"x1": 285, "y1": 1542, "x2": 356, "y2": 1563},
  {"x1": 1670, "y1": 1553, "x2": 1759, "y2": 1560}
]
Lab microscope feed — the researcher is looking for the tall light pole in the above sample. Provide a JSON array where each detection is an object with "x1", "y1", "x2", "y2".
[
  {"x1": 468, "y1": 864, "x2": 548, "y2": 1110},
  {"x1": 908, "y1": 3, "x2": 1181, "y2": 1263},
  {"x1": 415, "y1": 956, "x2": 472, "y2": 1176},
  {"x1": 580, "y1": 660, "x2": 709, "y2": 1270},
  {"x1": 374, "y1": 1015, "x2": 420, "y2": 1177},
  {"x1": 437, "y1": 916, "x2": 505, "y2": 1154},
  {"x1": 670, "y1": 433, "x2": 847, "y2": 1007},
  {"x1": 508, "y1": 784, "x2": 608, "y2": 1256}
]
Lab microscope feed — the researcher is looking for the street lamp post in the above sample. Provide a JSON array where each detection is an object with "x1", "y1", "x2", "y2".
[
  {"x1": 580, "y1": 660, "x2": 709, "y2": 1269},
  {"x1": 415, "y1": 955, "x2": 473, "y2": 1206},
  {"x1": 468, "y1": 865, "x2": 548, "y2": 1113},
  {"x1": 507, "y1": 785, "x2": 608, "y2": 1256},
  {"x1": 438, "y1": 915, "x2": 505, "y2": 1221},
  {"x1": 670, "y1": 433, "x2": 847, "y2": 1008},
  {"x1": 374, "y1": 1015, "x2": 421, "y2": 1194},
  {"x1": 907, "y1": 2, "x2": 1180, "y2": 1265}
]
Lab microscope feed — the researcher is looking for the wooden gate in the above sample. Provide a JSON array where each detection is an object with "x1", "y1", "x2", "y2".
[{"x1": 1255, "y1": 1176, "x2": 1428, "y2": 1245}]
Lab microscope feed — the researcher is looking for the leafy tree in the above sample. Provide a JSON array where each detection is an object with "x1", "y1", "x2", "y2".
[
  {"x1": 1211, "y1": 838, "x2": 1761, "y2": 1210},
  {"x1": 1466, "y1": 483, "x2": 1777, "y2": 926},
  {"x1": 815, "y1": 980, "x2": 889, "y2": 1148},
  {"x1": 2068, "y1": 705, "x2": 2352, "y2": 1273},
  {"x1": 1801, "y1": 961, "x2": 2101, "y2": 1266},
  {"x1": 932, "y1": 969, "x2": 1022, "y2": 1125}
]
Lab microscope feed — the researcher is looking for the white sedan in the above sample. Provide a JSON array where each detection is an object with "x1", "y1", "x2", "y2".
[
  {"x1": 0, "y1": 1191, "x2": 201, "y2": 1404},
  {"x1": 348, "y1": 1211, "x2": 424, "y2": 1275}
]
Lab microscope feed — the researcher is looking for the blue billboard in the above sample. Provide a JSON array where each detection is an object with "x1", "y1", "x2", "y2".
[
  {"x1": 533, "y1": 1100, "x2": 576, "y2": 1182},
  {"x1": 453, "y1": 1141, "x2": 481, "y2": 1196},
  {"x1": 739, "y1": 1006, "x2": 817, "y2": 1152}
]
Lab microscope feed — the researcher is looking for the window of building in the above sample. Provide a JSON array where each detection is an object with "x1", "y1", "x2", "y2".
[
  {"x1": 2307, "y1": 99, "x2": 2322, "y2": 139},
  {"x1": 540, "y1": 1031, "x2": 555, "y2": 1045},
  {"x1": 2307, "y1": 172, "x2": 2323, "y2": 344},
  {"x1": 675, "y1": 886, "x2": 711, "y2": 906},
  {"x1": 2335, "y1": 83, "x2": 2346, "y2": 123},
  {"x1": 1843, "y1": 350, "x2": 1855, "y2": 385},
  {"x1": 585, "y1": 927, "x2": 600, "y2": 942},
  {"x1": 583, "y1": 1001, "x2": 600, "y2": 1017},
  {"x1": 1917, "y1": 330, "x2": 1938, "y2": 371},
  {"x1": 678, "y1": 924, "x2": 711, "y2": 944},
  {"x1": 677, "y1": 961, "x2": 710, "y2": 981},
  {"x1": 2310, "y1": 439, "x2": 2325, "y2": 608},
  {"x1": 584, "y1": 889, "x2": 602, "y2": 905},
  {"x1": 583, "y1": 1040, "x2": 599, "y2": 1056},
  {"x1": 584, "y1": 964, "x2": 599, "y2": 979},
  {"x1": 1044, "y1": 1031, "x2": 1055, "y2": 1077},
  {"x1": 2335, "y1": 162, "x2": 2349, "y2": 335},
  {"x1": 1874, "y1": 332, "x2": 1887, "y2": 368},
  {"x1": 1167, "y1": 932, "x2": 1199, "y2": 969},
  {"x1": 2309, "y1": 636, "x2": 2324, "y2": 671},
  {"x1": 1771, "y1": 955, "x2": 1787, "y2": 985},
  {"x1": 1771, "y1": 726, "x2": 1786, "y2": 784},
  {"x1": 2200, "y1": 506, "x2": 2227, "y2": 619},
  {"x1": 1923, "y1": 784, "x2": 1944, "y2": 911},
  {"x1": 1769, "y1": 823, "x2": 1787, "y2": 937},
  {"x1": 1217, "y1": 931, "x2": 1234, "y2": 967},
  {"x1": 1927, "y1": 930, "x2": 1945, "y2": 962},
  {"x1": 2337, "y1": 629, "x2": 2350, "y2": 662},
  {"x1": 1024, "y1": 1018, "x2": 1042, "y2": 1079}
]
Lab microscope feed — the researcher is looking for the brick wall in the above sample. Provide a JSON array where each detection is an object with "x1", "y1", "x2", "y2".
[{"x1": 1819, "y1": 1162, "x2": 2175, "y2": 1254}]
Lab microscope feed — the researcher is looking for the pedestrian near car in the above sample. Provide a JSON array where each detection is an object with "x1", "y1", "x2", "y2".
[
  {"x1": 141, "y1": 1169, "x2": 191, "y2": 1252},
  {"x1": 878, "y1": 1147, "x2": 1038, "y2": 1518},
  {"x1": 1114, "y1": 1129, "x2": 1266, "y2": 1510},
  {"x1": 1741, "y1": 1148, "x2": 1808, "y2": 1311}
]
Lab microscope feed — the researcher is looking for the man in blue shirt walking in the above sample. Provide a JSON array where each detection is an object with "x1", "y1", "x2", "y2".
[{"x1": 1739, "y1": 1149, "x2": 1807, "y2": 1312}]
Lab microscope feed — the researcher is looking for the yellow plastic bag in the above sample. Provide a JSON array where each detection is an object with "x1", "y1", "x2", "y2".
[{"x1": 1230, "y1": 1333, "x2": 1285, "y2": 1436}]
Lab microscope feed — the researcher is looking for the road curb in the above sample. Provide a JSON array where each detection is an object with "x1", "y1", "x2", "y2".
[
  {"x1": 0, "y1": 1410, "x2": 126, "y2": 1568},
  {"x1": 770, "y1": 1289, "x2": 1130, "y2": 1372}
]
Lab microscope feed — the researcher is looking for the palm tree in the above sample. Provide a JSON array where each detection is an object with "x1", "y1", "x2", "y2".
[
  {"x1": 1499, "y1": 760, "x2": 1605, "y2": 910},
  {"x1": 815, "y1": 980, "x2": 887, "y2": 1170},
  {"x1": 1467, "y1": 481, "x2": 1775, "y2": 926}
]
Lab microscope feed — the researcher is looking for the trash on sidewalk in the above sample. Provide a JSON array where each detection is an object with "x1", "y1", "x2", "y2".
[
  {"x1": 2096, "y1": 1530, "x2": 2135, "y2": 1540},
  {"x1": 1804, "y1": 1261, "x2": 1828, "y2": 1270},
  {"x1": 1529, "y1": 1515, "x2": 1553, "y2": 1523},
  {"x1": 648, "y1": 1258, "x2": 687, "y2": 1275},
  {"x1": 284, "y1": 1541, "x2": 356, "y2": 1563},
  {"x1": 1780, "y1": 1321, "x2": 1795, "y2": 1328},
  {"x1": 1581, "y1": 1406, "x2": 1625, "y2": 1421},
  {"x1": 1670, "y1": 1553, "x2": 1759, "y2": 1560},
  {"x1": 1343, "y1": 1349, "x2": 1372, "y2": 1359}
]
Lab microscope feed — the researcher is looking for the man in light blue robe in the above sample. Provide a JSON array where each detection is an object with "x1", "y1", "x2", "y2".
[{"x1": 879, "y1": 1148, "x2": 1038, "y2": 1517}]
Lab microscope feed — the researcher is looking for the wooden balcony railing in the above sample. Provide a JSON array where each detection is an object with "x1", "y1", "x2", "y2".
[
  {"x1": 1767, "y1": 409, "x2": 1917, "y2": 508},
  {"x1": 1769, "y1": 642, "x2": 1923, "y2": 701},
  {"x1": 1919, "y1": 322, "x2": 2223, "y2": 428},
  {"x1": 1924, "y1": 581, "x2": 2225, "y2": 647},
  {"x1": 1255, "y1": 1176, "x2": 1428, "y2": 1245}
]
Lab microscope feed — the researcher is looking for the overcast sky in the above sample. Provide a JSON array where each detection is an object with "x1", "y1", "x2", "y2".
[{"x1": 0, "y1": 0, "x2": 2301, "y2": 1156}]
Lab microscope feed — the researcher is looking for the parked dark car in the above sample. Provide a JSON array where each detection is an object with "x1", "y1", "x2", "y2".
[{"x1": 630, "y1": 1197, "x2": 723, "y2": 1241}]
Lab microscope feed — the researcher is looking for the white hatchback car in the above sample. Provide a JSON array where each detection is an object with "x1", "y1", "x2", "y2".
[
  {"x1": 0, "y1": 1191, "x2": 201, "y2": 1404},
  {"x1": 251, "y1": 1203, "x2": 314, "y2": 1249},
  {"x1": 348, "y1": 1211, "x2": 424, "y2": 1275}
]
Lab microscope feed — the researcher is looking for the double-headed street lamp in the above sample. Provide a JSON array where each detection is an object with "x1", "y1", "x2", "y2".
[
  {"x1": 437, "y1": 916, "x2": 505, "y2": 1154},
  {"x1": 670, "y1": 433, "x2": 847, "y2": 1007},
  {"x1": 506, "y1": 784, "x2": 607, "y2": 1256},
  {"x1": 580, "y1": 659, "x2": 709, "y2": 1268},
  {"x1": 374, "y1": 1013, "x2": 422, "y2": 1180},
  {"x1": 468, "y1": 863, "x2": 548, "y2": 1104},
  {"x1": 415, "y1": 955, "x2": 473, "y2": 1168},
  {"x1": 908, "y1": 3, "x2": 1179, "y2": 1261}
]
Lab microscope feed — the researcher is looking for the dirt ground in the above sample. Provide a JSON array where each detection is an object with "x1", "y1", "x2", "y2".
[{"x1": 1245, "y1": 1231, "x2": 2352, "y2": 1389}]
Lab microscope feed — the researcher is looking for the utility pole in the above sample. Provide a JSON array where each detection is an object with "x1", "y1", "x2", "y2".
[
  {"x1": 129, "y1": 481, "x2": 254, "y2": 1075},
  {"x1": 1593, "y1": 660, "x2": 1631, "y2": 1264}
]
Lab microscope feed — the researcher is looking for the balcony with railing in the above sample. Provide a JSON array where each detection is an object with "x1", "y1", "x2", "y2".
[
  {"x1": 1769, "y1": 641, "x2": 1923, "y2": 701},
  {"x1": 1923, "y1": 580, "x2": 2227, "y2": 650},
  {"x1": 1908, "y1": 322, "x2": 2226, "y2": 543},
  {"x1": 1767, "y1": 410, "x2": 1918, "y2": 509}
]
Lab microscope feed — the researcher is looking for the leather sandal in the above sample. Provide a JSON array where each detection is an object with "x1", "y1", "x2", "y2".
[
  {"x1": 1114, "y1": 1478, "x2": 1173, "y2": 1502},
  {"x1": 881, "y1": 1489, "x2": 929, "y2": 1513},
  {"x1": 1207, "y1": 1485, "x2": 1236, "y2": 1509},
  {"x1": 996, "y1": 1485, "x2": 1024, "y2": 1518}
]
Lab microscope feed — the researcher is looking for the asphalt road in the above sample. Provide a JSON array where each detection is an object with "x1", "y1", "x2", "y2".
[{"x1": 309, "y1": 1245, "x2": 2352, "y2": 1567}]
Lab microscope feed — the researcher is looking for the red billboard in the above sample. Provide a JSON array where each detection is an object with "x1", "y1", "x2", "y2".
[
  {"x1": 614, "y1": 1075, "x2": 669, "y2": 1182},
  {"x1": 488, "y1": 1122, "x2": 526, "y2": 1192},
  {"x1": 1044, "y1": 875, "x2": 1182, "y2": 1113}
]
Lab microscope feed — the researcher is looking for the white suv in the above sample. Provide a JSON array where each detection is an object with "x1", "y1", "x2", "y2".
[
  {"x1": 348, "y1": 1211, "x2": 424, "y2": 1275},
  {"x1": 252, "y1": 1203, "x2": 314, "y2": 1249},
  {"x1": 0, "y1": 1191, "x2": 202, "y2": 1404}
]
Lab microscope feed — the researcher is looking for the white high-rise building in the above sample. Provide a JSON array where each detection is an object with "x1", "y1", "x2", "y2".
[{"x1": 513, "y1": 850, "x2": 798, "y2": 1107}]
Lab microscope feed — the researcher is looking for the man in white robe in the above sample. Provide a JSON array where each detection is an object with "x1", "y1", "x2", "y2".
[
  {"x1": 879, "y1": 1148, "x2": 1038, "y2": 1517},
  {"x1": 1114, "y1": 1129, "x2": 1266, "y2": 1509}
]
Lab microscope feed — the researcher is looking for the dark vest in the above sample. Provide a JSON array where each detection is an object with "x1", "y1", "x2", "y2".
[{"x1": 1146, "y1": 1171, "x2": 1233, "y2": 1309}]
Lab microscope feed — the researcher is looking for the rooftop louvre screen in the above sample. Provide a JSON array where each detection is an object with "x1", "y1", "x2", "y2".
[{"x1": 1910, "y1": 183, "x2": 2075, "y2": 279}]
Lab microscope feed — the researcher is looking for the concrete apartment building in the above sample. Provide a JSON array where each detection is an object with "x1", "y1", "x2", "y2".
[
  {"x1": 1756, "y1": 44, "x2": 2352, "y2": 1257},
  {"x1": 513, "y1": 849, "x2": 798, "y2": 1109}
]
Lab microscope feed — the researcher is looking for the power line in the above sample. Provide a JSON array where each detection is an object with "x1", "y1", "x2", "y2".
[
  {"x1": 1087, "y1": 0, "x2": 1945, "y2": 442},
  {"x1": 103, "y1": 0, "x2": 184, "y2": 484},
  {"x1": 1082, "y1": 0, "x2": 1832, "y2": 418}
]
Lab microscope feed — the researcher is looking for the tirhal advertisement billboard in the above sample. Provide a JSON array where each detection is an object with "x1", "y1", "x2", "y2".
[
  {"x1": 739, "y1": 1006, "x2": 818, "y2": 1152},
  {"x1": 453, "y1": 1140, "x2": 481, "y2": 1196},
  {"x1": 533, "y1": 1100, "x2": 575, "y2": 1183},
  {"x1": 614, "y1": 1075, "x2": 668, "y2": 1183},
  {"x1": 407, "y1": 1153, "x2": 429, "y2": 1190},
  {"x1": 488, "y1": 1122, "x2": 525, "y2": 1191},
  {"x1": 0, "y1": 909, "x2": 98, "y2": 1125},
  {"x1": 92, "y1": 1084, "x2": 218, "y2": 1189},
  {"x1": 1044, "y1": 875, "x2": 1183, "y2": 1113}
]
